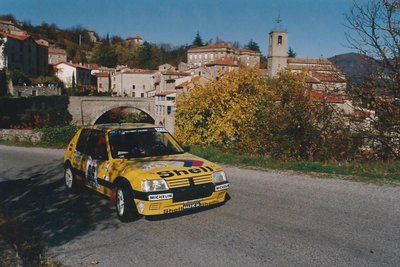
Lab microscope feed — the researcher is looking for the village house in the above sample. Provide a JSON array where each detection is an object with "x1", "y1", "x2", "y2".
[
  {"x1": 187, "y1": 43, "x2": 260, "y2": 68},
  {"x1": 48, "y1": 47, "x2": 67, "y2": 65},
  {"x1": 53, "y1": 62, "x2": 92, "y2": 87},
  {"x1": 111, "y1": 68, "x2": 156, "y2": 97},
  {"x1": 126, "y1": 35, "x2": 143, "y2": 46},
  {"x1": 0, "y1": 20, "x2": 26, "y2": 35},
  {"x1": 0, "y1": 32, "x2": 49, "y2": 77}
]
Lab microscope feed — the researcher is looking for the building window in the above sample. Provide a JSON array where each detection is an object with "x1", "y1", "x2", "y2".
[
  {"x1": 32, "y1": 90, "x2": 36, "y2": 96},
  {"x1": 141, "y1": 93, "x2": 144, "y2": 98},
  {"x1": 278, "y1": 35, "x2": 283, "y2": 45},
  {"x1": 143, "y1": 84, "x2": 145, "y2": 90},
  {"x1": 132, "y1": 85, "x2": 135, "y2": 89},
  {"x1": 167, "y1": 106, "x2": 172, "y2": 115},
  {"x1": 99, "y1": 83, "x2": 103, "y2": 88},
  {"x1": 132, "y1": 92, "x2": 136, "y2": 97}
]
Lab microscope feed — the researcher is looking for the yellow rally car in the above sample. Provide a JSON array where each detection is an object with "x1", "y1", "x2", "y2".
[{"x1": 63, "y1": 123, "x2": 229, "y2": 221}]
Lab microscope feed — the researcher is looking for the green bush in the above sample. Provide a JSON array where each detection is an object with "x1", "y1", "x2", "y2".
[
  {"x1": 0, "y1": 96, "x2": 72, "y2": 128},
  {"x1": 40, "y1": 125, "x2": 78, "y2": 146}
]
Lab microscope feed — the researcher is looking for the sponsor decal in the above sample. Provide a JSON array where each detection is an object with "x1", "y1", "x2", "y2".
[
  {"x1": 163, "y1": 202, "x2": 212, "y2": 214},
  {"x1": 137, "y1": 202, "x2": 145, "y2": 213},
  {"x1": 152, "y1": 159, "x2": 204, "y2": 168},
  {"x1": 157, "y1": 166, "x2": 214, "y2": 178},
  {"x1": 148, "y1": 193, "x2": 173, "y2": 201},
  {"x1": 215, "y1": 183, "x2": 229, "y2": 191},
  {"x1": 140, "y1": 163, "x2": 168, "y2": 170},
  {"x1": 103, "y1": 162, "x2": 110, "y2": 173},
  {"x1": 155, "y1": 127, "x2": 167, "y2": 133},
  {"x1": 85, "y1": 158, "x2": 99, "y2": 187}
]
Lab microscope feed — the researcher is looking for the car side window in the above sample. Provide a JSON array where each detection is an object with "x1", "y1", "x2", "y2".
[
  {"x1": 76, "y1": 129, "x2": 91, "y2": 154},
  {"x1": 86, "y1": 130, "x2": 108, "y2": 160}
]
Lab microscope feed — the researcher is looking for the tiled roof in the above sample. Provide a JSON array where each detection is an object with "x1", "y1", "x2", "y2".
[
  {"x1": 94, "y1": 72, "x2": 110, "y2": 78},
  {"x1": 54, "y1": 62, "x2": 92, "y2": 70},
  {"x1": 0, "y1": 32, "x2": 30, "y2": 41},
  {"x1": 188, "y1": 43, "x2": 233, "y2": 52},
  {"x1": 161, "y1": 70, "x2": 191, "y2": 76},
  {"x1": 206, "y1": 57, "x2": 238, "y2": 66},
  {"x1": 309, "y1": 91, "x2": 345, "y2": 103},
  {"x1": 311, "y1": 71, "x2": 346, "y2": 83},
  {"x1": 0, "y1": 20, "x2": 15, "y2": 26},
  {"x1": 287, "y1": 58, "x2": 332, "y2": 65},
  {"x1": 122, "y1": 68, "x2": 157, "y2": 75}
]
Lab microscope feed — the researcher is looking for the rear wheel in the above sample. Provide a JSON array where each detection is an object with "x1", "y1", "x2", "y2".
[{"x1": 116, "y1": 184, "x2": 138, "y2": 222}]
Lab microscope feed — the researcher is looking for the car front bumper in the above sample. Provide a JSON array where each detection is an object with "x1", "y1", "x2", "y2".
[{"x1": 133, "y1": 182, "x2": 229, "y2": 215}]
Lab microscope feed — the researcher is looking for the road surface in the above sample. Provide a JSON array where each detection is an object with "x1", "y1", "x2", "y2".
[{"x1": 0, "y1": 145, "x2": 399, "y2": 266}]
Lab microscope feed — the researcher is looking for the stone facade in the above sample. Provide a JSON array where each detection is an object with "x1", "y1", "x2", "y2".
[
  {"x1": 111, "y1": 69, "x2": 156, "y2": 97},
  {"x1": 48, "y1": 47, "x2": 67, "y2": 65},
  {"x1": 53, "y1": 62, "x2": 92, "y2": 87},
  {"x1": 187, "y1": 43, "x2": 260, "y2": 68}
]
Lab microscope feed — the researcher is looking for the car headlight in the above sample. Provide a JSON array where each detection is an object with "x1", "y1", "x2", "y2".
[
  {"x1": 141, "y1": 179, "x2": 169, "y2": 192},
  {"x1": 212, "y1": 171, "x2": 227, "y2": 183}
]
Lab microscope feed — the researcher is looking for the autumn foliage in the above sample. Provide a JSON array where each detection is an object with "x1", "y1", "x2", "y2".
[{"x1": 175, "y1": 69, "x2": 356, "y2": 161}]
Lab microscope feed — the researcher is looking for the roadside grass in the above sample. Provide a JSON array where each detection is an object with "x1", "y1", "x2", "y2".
[
  {"x1": 191, "y1": 146, "x2": 400, "y2": 184},
  {"x1": 0, "y1": 206, "x2": 62, "y2": 267}
]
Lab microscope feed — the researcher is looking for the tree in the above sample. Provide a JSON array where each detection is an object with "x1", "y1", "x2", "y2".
[
  {"x1": 346, "y1": 0, "x2": 400, "y2": 97},
  {"x1": 192, "y1": 32, "x2": 204, "y2": 47},
  {"x1": 245, "y1": 39, "x2": 261, "y2": 53},
  {"x1": 345, "y1": 0, "x2": 400, "y2": 160},
  {"x1": 288, "y1": 47, "x2": 296, "y2": 58},
  {"x1": 90, "y1": 43, "x2": 118, "y2": 67}
]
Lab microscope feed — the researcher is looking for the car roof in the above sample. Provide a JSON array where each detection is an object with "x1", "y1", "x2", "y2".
[{"x1": 85, "y1": 123, "x2": 159, "y2": 133}]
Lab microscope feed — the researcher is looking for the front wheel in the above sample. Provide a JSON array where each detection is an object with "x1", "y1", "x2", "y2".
[
  {"x1": 64, "y1": 166, "x2": 76, "y2": 191},
  {"x1": 116, "y1": 185, "x2": 138, "y2": 222}
]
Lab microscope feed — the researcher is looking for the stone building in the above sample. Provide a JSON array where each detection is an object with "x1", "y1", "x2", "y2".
[
  {"x1": 266, "y1": 20, "x2": 346, "y2": 95},
  {"x1": 187, "y1": 43, "x2": 260, "y2": 68},
  {"x1": 0, "y1": 32, "x2": 48, "y2": 77},
  {"x1": 111, "y1": 68, "x2": 157, "y2": 97},
  {"x1": 0, "y1": 20, "x2": 26, "y2": 35},
  {"x1": 48, "y1": 47, "x2": 67, "y2": 65},
  {"x1": 53, "y1": 62, "x2": 92, "y2": 87}
]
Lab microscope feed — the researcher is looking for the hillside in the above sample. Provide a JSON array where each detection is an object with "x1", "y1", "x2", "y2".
[{"x1": 328, "y1": 52, "x2": 380, "y2": 79}]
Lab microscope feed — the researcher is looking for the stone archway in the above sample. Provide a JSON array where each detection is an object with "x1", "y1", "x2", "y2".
[{"x1": 92, "y1": 106, "x2": 155, "y2": 125}]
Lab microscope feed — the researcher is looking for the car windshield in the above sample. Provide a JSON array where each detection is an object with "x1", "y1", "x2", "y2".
[{"x1": 108, "y1": 128, "x2": 184, "y2": 159}]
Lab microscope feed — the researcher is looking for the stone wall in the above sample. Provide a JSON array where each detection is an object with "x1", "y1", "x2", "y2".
[{"x1": 0, "y1": 129, "x2": 42, "y2": 143}]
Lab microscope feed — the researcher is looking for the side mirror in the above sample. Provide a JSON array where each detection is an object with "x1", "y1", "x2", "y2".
[{"x1": 183, "y1": 146, "x2": 191, "y2": 153}]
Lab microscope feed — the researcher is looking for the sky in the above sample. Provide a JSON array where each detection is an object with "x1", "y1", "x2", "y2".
[{"x1": 1, "y1": 0, "x2": 361, "y2": 58}]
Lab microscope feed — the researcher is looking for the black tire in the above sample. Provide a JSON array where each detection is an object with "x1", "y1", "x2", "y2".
[
  {"x1": 64, "y1": 166, "x2": 76, "y2": 192},
  {"x1": 115, "y1": 184, "x2": 139, "y2": 222}
]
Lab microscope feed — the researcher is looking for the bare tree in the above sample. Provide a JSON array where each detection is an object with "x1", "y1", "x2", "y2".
[
  {"x1": 345, "y1": 0, "x2": 400, "y2": 160},
  {"x1": 345, "y1": 0, "x2": 400, "y2": 97}
]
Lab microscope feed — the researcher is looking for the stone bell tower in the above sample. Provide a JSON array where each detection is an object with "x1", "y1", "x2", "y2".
[{"x1": 267, "y1": 15, "x2": 288, "y2": 77}]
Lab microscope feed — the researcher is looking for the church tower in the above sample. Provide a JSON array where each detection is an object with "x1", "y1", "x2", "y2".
[{"x1": 267, "y1": 16, "x2": 288, "y2": 77}]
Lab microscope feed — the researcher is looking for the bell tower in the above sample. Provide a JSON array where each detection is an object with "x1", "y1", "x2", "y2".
[{"x1": 267, "y1": 15, "x2": 288, "y2": 77}]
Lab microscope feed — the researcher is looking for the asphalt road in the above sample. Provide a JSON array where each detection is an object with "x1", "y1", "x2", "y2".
[{"x1": 1, "y1": 145, "x2": 399, "y2": 267}]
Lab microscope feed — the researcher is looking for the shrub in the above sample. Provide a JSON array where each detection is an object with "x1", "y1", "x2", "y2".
[{"x1": 40, "y1": 125, "x2": 78, "y2": 146}]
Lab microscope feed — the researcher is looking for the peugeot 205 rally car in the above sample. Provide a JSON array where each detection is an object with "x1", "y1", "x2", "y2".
[{"x1": 63, "y1": 124, "x2": 229, "y2": 221}]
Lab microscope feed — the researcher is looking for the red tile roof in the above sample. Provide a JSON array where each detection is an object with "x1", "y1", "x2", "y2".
[
  {"x1": 206, "y1": 57, "x2": 238, "y2": 66},
  {"x1": 54, "y1": 62, "x2": 92, "y2": 70},
  {"x1": 287, "y1": 58, "x2": 332, "y2": 65},
  {"x1": 94, "y1": 72, "x2": 110, "y2": 78},
  {"x1": 238, "y1": 49, "x2": 260, "y2": 54},
  {"x1": 309, "y1": 91, "x2": 345, "y2": 103},
  {"x1": 0, "y1": 32, "x2": 30, "y2": 41}
]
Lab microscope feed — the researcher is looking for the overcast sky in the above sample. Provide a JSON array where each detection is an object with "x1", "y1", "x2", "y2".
[{"x1": 1, "y1": 0, "x2": 360, "y2": 58}]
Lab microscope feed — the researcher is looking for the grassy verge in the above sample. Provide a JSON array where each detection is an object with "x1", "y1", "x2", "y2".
[
  {"x1": 191, "y1": 146, "x2": 400, "y2": 184},
  {"x1": 0, "y1": 206, "x2": 62, "y2": 267}
]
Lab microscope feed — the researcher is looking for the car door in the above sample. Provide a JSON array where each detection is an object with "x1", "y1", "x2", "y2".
[
  {"x1": 84, "y1": 130, "x2": 110, "y2": 195},
  {"x1": 72, "y1": 129, "x2": 91, "y2": 182}
]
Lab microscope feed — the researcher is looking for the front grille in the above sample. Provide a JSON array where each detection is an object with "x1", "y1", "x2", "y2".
[
  {"x1": 172, "y1": 184, "x2": 214, "y2": 202},
  {"x1": 165, "y1": 174, "x2": 212, "y2": 189}
]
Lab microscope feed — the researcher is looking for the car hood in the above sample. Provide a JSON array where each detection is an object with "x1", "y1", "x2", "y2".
[{"x1": 119, "y1": 153, "x2": 221, "y2": 181}]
